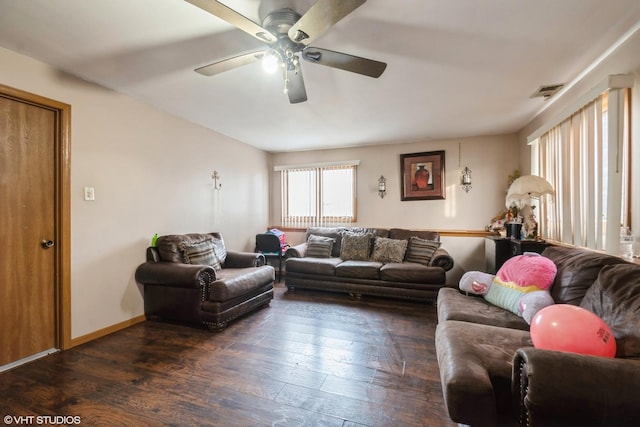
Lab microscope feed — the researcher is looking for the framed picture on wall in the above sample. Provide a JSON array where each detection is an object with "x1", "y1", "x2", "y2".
[{"x1": 400, "y1": 150, "x2": 446, "y2": 201}]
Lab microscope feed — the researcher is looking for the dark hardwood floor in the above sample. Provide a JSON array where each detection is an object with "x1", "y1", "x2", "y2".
[{"x1": 0, "y1": 285, "x2": 455, "y2": 426}]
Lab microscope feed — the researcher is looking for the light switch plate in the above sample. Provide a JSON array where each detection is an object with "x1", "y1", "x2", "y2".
[{"x1": 84, "y1": 187, "x2": 95, "y2": 201}]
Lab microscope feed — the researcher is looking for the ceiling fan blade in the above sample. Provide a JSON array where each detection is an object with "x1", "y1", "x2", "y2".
[
  {"x1": 288, "y1": 0, "x2": 366, "y2": 45},
  {"x1": 286, "y1": 69, "x2": 307, "y2": 104},
  {"x1": 302, "y1": 47, "x2": 386, "y2": 78},
  {"x1": 195, "y1": 51, "x2": 265, "y2": 76},
  {"x1": 185, "y1": 0, "x2": 277, "y2": 44}
]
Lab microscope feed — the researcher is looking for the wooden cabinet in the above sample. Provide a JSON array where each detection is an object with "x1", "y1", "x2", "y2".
[{"x1": 485, "y1": 237, "x2": 549, "y2": 274}]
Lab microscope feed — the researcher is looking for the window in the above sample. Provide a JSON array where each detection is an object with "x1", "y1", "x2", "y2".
[
  {"x1": 534, "y1": 88, "x2": 631, "y2": 252},
  {"x1": 278, "y1": 162, "x2": 358, "y2": 226}
]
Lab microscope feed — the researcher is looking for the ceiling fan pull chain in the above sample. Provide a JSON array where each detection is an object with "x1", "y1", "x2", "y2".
[{"x1": 283, "y1": 71, "x2": 289, "y2": 94}]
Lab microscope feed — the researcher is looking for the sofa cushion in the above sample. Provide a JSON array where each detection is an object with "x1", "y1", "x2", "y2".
[
  {"x1": 156, "y1": 233, "x2": 217, "y2": 264},
  {"x1": 306, "y1": 227, "x2": 346, "y2": 257},
  {"x1": 347, "y1": 227, "x2": 389, "y2": 238},
  {"x1": 437, "y1": 287, "x2": 529, "y2": 330},
  {"x1": 285, "y1": 257, "x2": 343, "y2": 276},
  {"x1": 180, "y1": 240, "x2": 221, "y2": 271},
  {"x1": 340, "y1": 233, "x2": 373, "y2": 261},
  {"x1": 580, "y1": 263, "x2": 640, "y2": 357},
  {"x1": 405, "y1": 236, "x2": 441, "y2": 265},
  {"x1": 436, "y1": 320, "x2": 533, "y2": 426},
  {"x1": 371, "y1": 237, "x2": 408, "y2": 263},
  {"x1": 208, "y1": 266, "x2": 274, "y2": 302},
  {"x1": 380, "y1": 262, "x2": 445, "y2": 284},
  {"x1": 389, "y1": 228, "x2": 440, "y2": 242},
  {"x1": 335, "y1": 260, "x2": 382, "y2": 279},
  {"x1": 542, "y1": 246, "x2": 627, "y2": 305},
  {"x1": 306, "y1": 234, "x2": 335, "y2": 258}
]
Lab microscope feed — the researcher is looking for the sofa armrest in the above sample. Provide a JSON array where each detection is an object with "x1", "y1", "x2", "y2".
[
  {"x1": 135, "y1": 262, "x2": 216, "y2": 289},
  {"x1": 430, "y1": 247, "x2": 454, "y2": 271},
  {"x1": 285, "y1": 243, "x2": 307, "y2": 258},
  {"x1": 513, "y1": 347, "x2": 640, "y2": 427},
  {"x1": 223, "y1": 250, "x2": 265, "y2": 268}
]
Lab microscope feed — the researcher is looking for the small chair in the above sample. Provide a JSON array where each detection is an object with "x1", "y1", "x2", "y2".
[{"x1": 255, "y1": 233, "x2": 284, "y2": 282}]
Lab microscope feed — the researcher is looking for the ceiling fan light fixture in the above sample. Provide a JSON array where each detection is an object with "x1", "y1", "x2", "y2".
[
  {"x1": 189, "y1": 0, "x2": 386, "y2": 103},
  {"x1": 262, "y1": 49, "x2": 281, "y2": 74}
]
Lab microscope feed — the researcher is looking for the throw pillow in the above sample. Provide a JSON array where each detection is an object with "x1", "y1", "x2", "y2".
[
  {"x1": 340, "y1": 233, "x2": 373, "y2": 261},
  {"x1": 371, "y1": 237, "x2": 408, "y2": 263},
  {"x1": 459, "y1": 253, "x2": 557, "y2": 324},
  {"x1": 306, "y1": 234, "x2": 335, "y2": 258},
  {"x1": 211, "y1": 237, "x2": 227, "y2": 266},
  {"x1": 180, "y1": 240, "x2": 222, "y2": 271},
  {"x1": 405, "y1": 236, "x2": 441, "y2": 265}
]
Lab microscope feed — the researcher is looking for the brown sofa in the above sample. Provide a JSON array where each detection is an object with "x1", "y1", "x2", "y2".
[
  {"x1": 284, "y1": 227, "x2": 454, "y2": 301},
  {"x1": 435, "y1": 245, "x2": 640, "y2": 427},
  {"x1": 135, "y1": 233, "x2": 274, "y2": 331}
]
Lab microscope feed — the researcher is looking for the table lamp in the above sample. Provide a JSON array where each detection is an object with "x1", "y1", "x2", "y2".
[{"x1": 506, "y1": 175, "x2": 554, "y2": 239}]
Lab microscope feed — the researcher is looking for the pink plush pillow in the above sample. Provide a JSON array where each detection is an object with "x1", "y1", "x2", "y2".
[{"x1": 484, "y1": 253, "x2": 557, "y2": 322}]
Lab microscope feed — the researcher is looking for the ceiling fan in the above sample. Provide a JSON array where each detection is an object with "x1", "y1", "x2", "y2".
[{"x1": 185, "y1": 0, "x2": 387, "y2": 103}]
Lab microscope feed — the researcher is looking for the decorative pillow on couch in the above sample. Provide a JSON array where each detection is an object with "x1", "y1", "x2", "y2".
[
  {"x1": 306, "y1": 234, "x2": 335, "y2": 258},
  {"x1": 340, "y1": 233, "x2": 373, "y2": 261},
  {"x1": 371, "y1": 237, "x2": 408, "y2": 263},
  {"x1": 405, "y1": 236, "x2": 441, "y2": 266},
  {"x1": 459, "y1": 253, "x2": 557, "y2": 324},
  {"x1": 180, "y1": 240, "x2": 222, "y2": 271}
]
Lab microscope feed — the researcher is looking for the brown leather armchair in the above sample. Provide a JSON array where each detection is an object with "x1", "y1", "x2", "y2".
[
  {"x1": 513, "y1": 347, "x2": 640, "y2": 427},
  {"x1": 135, "y1": 233, "x2": 274, "y2": 331}
]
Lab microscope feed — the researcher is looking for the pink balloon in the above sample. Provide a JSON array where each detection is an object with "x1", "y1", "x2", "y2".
[{"x1": 530, "y1": 304, "x2": 616, "y2": 358}]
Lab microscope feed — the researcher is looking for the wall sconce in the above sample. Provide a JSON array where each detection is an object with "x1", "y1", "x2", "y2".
[
  {"x1": 378, "y1": 175, "x2": 387, "y2": 198},
  {"x1": 461, "y1": 167, "x2": 472, "y2": 193},
  {"x1": 212, "y1": 171, "x2": 222, "y2": 190}
]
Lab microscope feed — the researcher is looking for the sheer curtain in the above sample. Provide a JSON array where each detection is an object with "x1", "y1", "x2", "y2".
[{"x1": 536, "y1": 89, "x2": 630, "y2": 252}]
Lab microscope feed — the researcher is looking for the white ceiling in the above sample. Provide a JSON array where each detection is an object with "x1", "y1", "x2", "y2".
[{"x1": 1, "y1": 0, "x2": 639, "y2": 152}]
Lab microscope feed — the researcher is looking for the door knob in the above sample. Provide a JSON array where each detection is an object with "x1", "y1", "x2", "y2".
[{"x1": 41, "y1": 240, "x2": 55, "y2": 249}]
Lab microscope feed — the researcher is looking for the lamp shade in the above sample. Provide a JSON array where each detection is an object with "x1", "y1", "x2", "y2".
[{"x1": 506, "y1": 175, "x2": 554, "y2": 208}]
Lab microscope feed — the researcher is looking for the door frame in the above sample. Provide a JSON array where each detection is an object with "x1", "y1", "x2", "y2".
[{"x1": 1, "y1": 83, "x2": 71, "y2": 350}]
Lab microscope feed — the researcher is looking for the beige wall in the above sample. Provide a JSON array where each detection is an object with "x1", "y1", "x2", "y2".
[
  {"x1": 270, "y1": 135, "x2": 519, "y2": 229},
  {"x1": 270, "y1": 134, "x2": 520, "y2": 281},
  {"x1": 0, "y1": 47, "x2": 271, "y2": 339}
]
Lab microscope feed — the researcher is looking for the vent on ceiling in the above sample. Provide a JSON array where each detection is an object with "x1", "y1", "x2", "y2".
[{"x1": 530, "y1": 83, "x2": 565, "y2": 99}]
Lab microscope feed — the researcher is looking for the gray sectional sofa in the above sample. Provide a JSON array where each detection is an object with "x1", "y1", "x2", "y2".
[{"x1": 284, "y1": 227, "x2": 454, "y2": 302}]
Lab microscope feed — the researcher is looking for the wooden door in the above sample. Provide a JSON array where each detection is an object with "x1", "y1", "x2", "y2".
[{"x1": 0, "y1": 90, "x2": 64, "y2": 367}]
